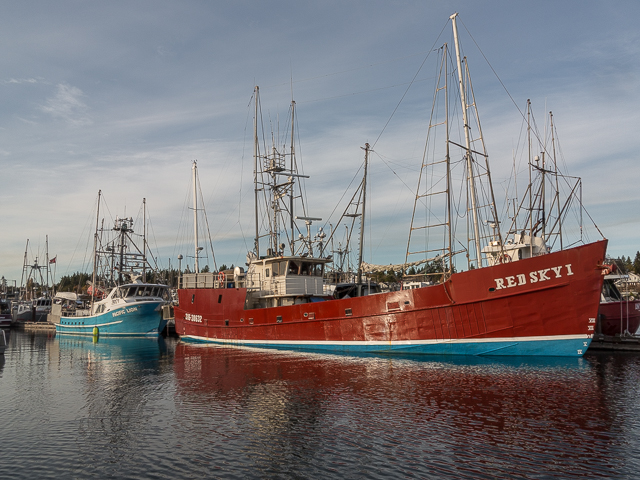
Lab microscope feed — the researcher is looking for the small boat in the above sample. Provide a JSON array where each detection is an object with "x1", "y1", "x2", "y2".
[
  {"x1": 12, "y1": 296, "x2": 52, "y2": 323},
  {"x1": 52, "y1": 192, "x2": 171, "y2": 336},
  {"x1": 598, "y1": 274, "x2": 640, "y2": 336},
  {"x1": 174, "y1": 13, "x2": 608, "y2": 356},
  {"x1": 12, "y1": 238, "x2": 54, "y2": 324}
]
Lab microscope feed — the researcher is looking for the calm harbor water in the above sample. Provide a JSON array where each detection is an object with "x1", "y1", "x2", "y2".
[{"x1": 1, "y1": 329, "x2": 639, "y2": 479}]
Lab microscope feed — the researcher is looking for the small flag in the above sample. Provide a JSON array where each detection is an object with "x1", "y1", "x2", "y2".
[{"x1": 49, "y1": 256, "x2": 57, "y2": 264}]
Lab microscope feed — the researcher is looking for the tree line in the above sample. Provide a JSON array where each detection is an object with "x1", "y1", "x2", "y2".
[{"x1": 609, "y1": 251, "x2": 640, "y2": 275}]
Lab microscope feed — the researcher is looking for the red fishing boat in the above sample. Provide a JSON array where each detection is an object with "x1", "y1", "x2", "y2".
[
  {"x1": 598, "y1": 274, "x2": 640, "y2": 336},
  {"x1": 175, "y1": 13, "x2": 608, "y2": 356}
]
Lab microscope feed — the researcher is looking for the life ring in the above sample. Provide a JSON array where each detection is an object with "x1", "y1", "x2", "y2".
[
  {"x1": 497, "y1": 254, "x2": 512, "y2": 264},
  {"x1": 218, "y1": 271, "x2": 226, "y2": 283}
]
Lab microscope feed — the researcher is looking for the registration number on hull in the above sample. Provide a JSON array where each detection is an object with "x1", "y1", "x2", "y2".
[{"x1": 185, "y1": 313, "x2": 203, "y2": 323}]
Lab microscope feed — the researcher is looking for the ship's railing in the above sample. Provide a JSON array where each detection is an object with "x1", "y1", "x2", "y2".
[{"x1": 180, "y1": 272, "x2": 248, "y2": 290}]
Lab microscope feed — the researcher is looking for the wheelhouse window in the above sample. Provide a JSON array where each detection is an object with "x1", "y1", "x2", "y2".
[
  {"x1": 298, "y1": 262, "x2": 324, "y2": 276},
  {"x1": 310, "y1": 263, "x2": 324, "y2": 277},
  {"x1": 272, "y1": 260, "x2": 288, "y2": 276}
]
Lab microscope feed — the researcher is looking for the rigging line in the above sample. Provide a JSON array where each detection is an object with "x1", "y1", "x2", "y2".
[
  {"x1": 197, "y1": 172, "x2": 218, "y2": 272},
  {"x1": 458, "y1": 18, "x2": 524, "y2": 119},
  {"x1": 238, "y1": 92, "x2": 254, "y2": 253},
  {"x1": 459, "y1": 18, "x2": 549, "y2": 152},
  {"x1": 172, "y1": 168, "x2": 195, "y2": 260},
  {"x1": 320, "y1": 162, "x2": 364, "y2": 233},
  {"x1": 372, "y1": 19, "x2": 450, "y2": 149},
  {"x1": 297, "y1": 79, "x2": 433, "y2": 105},
  {"x1": 374, "y1": 151, "x2": 416, "y2": 196},
  {"x1": 293, "y1": 106, "x2": 310, "y2": 218}
]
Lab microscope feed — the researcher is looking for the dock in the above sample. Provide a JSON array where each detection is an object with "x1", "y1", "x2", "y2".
[
  {"x1": 12, "y1": 321, "x2": 56, "y2": 332},
  {"x1": 588, "y1": 333, "x2": 640, "y2": 353}
]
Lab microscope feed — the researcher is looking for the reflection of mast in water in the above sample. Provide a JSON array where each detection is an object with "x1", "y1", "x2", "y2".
[{"x1": 53, "y1": 336, "x2": 169, "y2": 448}]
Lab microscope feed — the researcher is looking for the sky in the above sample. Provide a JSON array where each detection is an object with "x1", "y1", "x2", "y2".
[{"x1": 1, "y1": 0, "x2": 639, "y2": 286}]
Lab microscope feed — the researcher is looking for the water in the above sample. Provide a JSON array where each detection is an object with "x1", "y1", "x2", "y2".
[{"x1": 1, "y1": 329, "x2": 639, "y2": 479}]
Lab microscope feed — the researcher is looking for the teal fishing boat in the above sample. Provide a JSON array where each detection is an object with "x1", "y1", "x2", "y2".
[{"x1": 53, "y1": 191, "x2": 171, "y2": 336}]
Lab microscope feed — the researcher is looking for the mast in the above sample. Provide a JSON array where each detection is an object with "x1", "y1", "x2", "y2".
[
  {"x1": 45, "y1": 235, "x2": 50, "y2": 296},
  {"x1": 192, "y1": 161, "x2": 200, "y2": 273},
  {"x1": 19, "y1": 240, "x2": 28, "y2": 300},
  {"x1": 143, "y1": 198, "x2": 147, "y2": 280},
  {"x1": 117, "y1": 218, "x2": 125, "y2": 285},
  {"x1": 290, "y1": 100, "x2": 296, "y2": 254},
  {"x1": 444, "y1": 43, "x2": 453, "y2": 274},
  {"x1": 356, "y1": 143, "x2": 370, "y2": 296},
  {"x1": 91, "y1": 191, "x2": 101, "y2": 309},
  {"x1": 550, "y1": 112, "x2": 563, "y2": 249},
  {"x1": 254, "y1": 86, "x2": 260, "y2": 258},
  {"x1": 450, "y1": 12, "x2": 482, "y2": 268},
  {"x1": 527, "y1": 100, "x2": 533, "y2": 258}
]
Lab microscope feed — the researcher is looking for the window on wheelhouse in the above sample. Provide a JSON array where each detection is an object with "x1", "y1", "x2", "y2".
[
  {"x1": 299, "y1": 262, "x2": 323, "y2": 276},
  {"x1": 288, "y1": 261, "x2": 299, "y2": 275},
  {"x1": 272, "y1": 261, "x2": 288, "y2": 276},
  {"x1": 310, "y1": 263, "x2": 324, "y2": 277}
]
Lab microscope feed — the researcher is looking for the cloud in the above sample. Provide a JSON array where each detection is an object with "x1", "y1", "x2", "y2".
[
  {"x1": 41, "y1": 83, "x2": 92, "y2": 126},
  {"x1": 4, "y1": 77, "x2": 39, "y2": 85}
]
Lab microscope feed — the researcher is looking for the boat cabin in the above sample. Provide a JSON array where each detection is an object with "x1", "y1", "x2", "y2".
[
  {"x1": 482, "y1": 233, "x2": 549, "y2": 266},
  {"x1": 245, "y1": 255, "x2": 331, "y2": 308}
]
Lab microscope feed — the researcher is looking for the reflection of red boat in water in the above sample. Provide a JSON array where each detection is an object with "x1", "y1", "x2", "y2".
[
  {"x1": 172, "y1": 341, "x2": 621, "y2": 477},
  {"x1": 598, "y1": 274, "x2": 640, "y2": 336}
]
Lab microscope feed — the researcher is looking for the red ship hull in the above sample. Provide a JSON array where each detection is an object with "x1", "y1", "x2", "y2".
[
  {"x1": 598, "y1": 300, "x2": 640, "y2": 336},
  {"x1": 175, "y1": 240, "x2": 607, "y2": 356}
]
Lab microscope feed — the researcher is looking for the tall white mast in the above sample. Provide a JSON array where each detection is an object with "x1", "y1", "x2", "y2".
[
  {"x1": 290, "y1": 100, "x2": 296, "y2": 254},
  {"x1": 254, "y1": 86, "x2": 260, "y2": 258},
  {"x1": 450, "y1": 12, "x2": 482, "y2": 268},
  {"x1": 192, "y1": 160, "x2": 200, "y2": 273}
]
